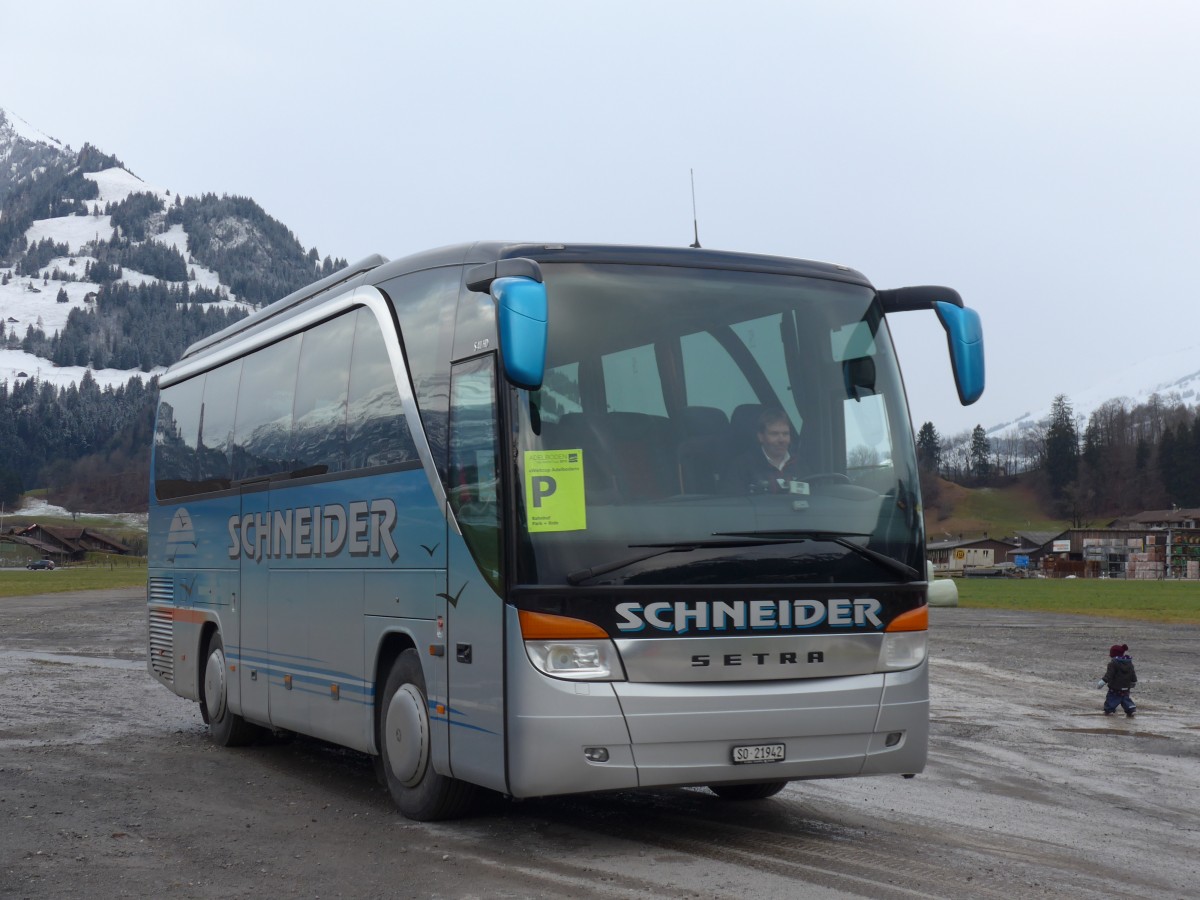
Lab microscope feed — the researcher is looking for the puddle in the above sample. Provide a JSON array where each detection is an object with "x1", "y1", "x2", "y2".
[{"x1": 0, "y1": 650, "x2": 143, "y2": 670}]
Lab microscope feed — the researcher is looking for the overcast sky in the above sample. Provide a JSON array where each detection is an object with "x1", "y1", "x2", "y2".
[{"x1": 3, "y1": 0, "x2": 1198, "y2": 436}]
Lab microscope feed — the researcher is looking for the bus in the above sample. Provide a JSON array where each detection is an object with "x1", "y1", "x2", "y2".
[{"x1": 147, "y1": 242, "x2": 984, "y2": 820}]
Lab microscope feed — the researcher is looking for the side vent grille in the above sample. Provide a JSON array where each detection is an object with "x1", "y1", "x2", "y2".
[
  {"x1": 149, "y1": 576, "x2": 173, "y2": 605},
  {"x1": 148, "y1": 577, "x2": 174, "y2": 683}
]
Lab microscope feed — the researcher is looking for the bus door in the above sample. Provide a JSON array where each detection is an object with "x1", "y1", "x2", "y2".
[{"x1": 444, "y1": 356, "x2": 507, "y2": 792}]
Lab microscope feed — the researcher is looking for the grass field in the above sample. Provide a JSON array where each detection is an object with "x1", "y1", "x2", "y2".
[
  {"x1": 3, "y1": 560, "x2": 1196, "y2": 626},
  {"x1": 0, "y1": 562, "x2": 147, "y2": 598},
  {"x1": 957, "y1": 577, "x2": 1200, "y2": 624}
]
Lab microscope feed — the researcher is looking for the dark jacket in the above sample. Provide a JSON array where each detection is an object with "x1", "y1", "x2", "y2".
[
  {"x1": 1103, "y1": 656, "x2": 1137, "y2": 692},
  {"x1": 721, "y1": 449, "x2": 801, "y2": 495}
]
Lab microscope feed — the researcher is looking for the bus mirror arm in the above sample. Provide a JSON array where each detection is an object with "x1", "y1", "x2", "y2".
[
  {"x1": 466, "y1": 258, "x2": 544, "y2": 293},
  {"x1": 877, "y1": 286, "x2": 962, "y2": 313}
]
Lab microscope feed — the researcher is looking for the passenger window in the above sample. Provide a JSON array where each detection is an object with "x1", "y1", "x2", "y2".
[
  {"x1": 730, "y1": 315, "x2": 803, "y2": 431},
  {"x1": 346, "y1": 309, "x2": 418, "y2": 468},
  {"x1": 198, "y1": 361, "x2": 242, "y2": 487},
  {"x1": 680, "y1": 330, "x2": 757, "y2": 418},
  {"x1": 381, "y1": 267, "x2": 459, "y2": 477},
  {"x1": 291, "y1": 313, "x2": 355, "y2": 474},
  {"x1": 232, "y1": 335, "x2": 301, "y2": 480},
  {"x1": 601, "y1": 344, "x2": 666, "y2": 415},
  {"x1": 154, "y1": 375, "x2": 204, "y2": 499}
]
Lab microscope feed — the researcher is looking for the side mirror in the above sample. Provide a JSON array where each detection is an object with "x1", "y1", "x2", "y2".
[
  {"x1": 877, "y1": 285, "x2": 985, "y2": 406},
  {"x1": 934, "y1": 301, "x2": 984, "y2": 405},
  {"x1": 493, "y1": 276, "x2": 548, "y2": 390}
]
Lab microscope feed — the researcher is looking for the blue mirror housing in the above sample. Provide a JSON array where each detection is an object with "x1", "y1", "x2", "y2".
[
  {"x1": 493, "y1": 276, "x2": 548, "y2": 390},
  {"x1": 934, "y1": 301, "x2": 985, "y2": 405}
]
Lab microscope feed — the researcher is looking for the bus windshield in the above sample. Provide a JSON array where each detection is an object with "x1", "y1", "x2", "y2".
[{"x1": 512, "y1": 262, "x2": 924, "y2": 586}]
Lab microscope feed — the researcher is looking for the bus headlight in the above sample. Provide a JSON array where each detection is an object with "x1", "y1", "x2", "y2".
[
  {"x1": 524, "y1": 640, "x2": 626, "y2": 681},
  {"x1": 878, "y1": 631, "x2": 927, "y2": 670}
]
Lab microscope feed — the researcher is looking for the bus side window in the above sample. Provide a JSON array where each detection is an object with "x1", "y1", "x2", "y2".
[
  {"x1": 449, "y1": 357, "x2": 502, "y2": 591},
  {"x1": 346, "y1": 308, "x2": 418, "y2": 469},
  {"x1": 379, "y1": 267, "x2": 459, "y2": 479},
  {"x1": 154, "y1": 375, "x2": 204, "y2": 499},
  {"x1": 198, "y1": 360, "x2": 243, "y2": 488},
  {"x1": 232, "y1": 335, "x2": 302, "y2": 481},
  {"x1": 291, "y1": 313, "x2": 355, "y2": 475}
]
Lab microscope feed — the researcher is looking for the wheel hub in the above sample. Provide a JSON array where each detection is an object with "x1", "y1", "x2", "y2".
[
  {"x1": 204, "y1": 648, "x2": 227, "y2": 721},
  {"x1": 385, "y1": 683, "x2": 429, "y2": 787}
]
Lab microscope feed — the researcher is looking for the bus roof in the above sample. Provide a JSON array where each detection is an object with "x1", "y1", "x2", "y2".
[{"x1": 177, "y1": 242, "x2": 872, "y2": 366}]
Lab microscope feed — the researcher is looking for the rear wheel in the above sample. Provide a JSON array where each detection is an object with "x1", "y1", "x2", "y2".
[
  {"x1": 378, "y1": 649, "x2": 477, "y2": 820},
  {"x1": 708, "y1": 781, "x2": 788, "y2": 801},
  {"x1": 201, "y1": 633, "x2": 258, "y2": 747}
]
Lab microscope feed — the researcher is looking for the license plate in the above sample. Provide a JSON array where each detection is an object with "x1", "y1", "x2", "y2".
[{"x1": 732, "y1": 743, "x2": 785, "y2": 764}]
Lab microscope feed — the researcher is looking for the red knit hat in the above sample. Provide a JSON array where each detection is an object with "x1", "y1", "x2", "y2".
[{"x1": 1109, "y1": 643, "x2": 1129, "y2": 657}]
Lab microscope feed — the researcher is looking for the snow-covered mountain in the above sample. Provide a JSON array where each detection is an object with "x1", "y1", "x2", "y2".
[
  {"x1": 0, "y1": 163, "x2": 246, "y2": 389},
  {"x1": 0, "y1": 106, "x2": 341, "y2": 393}
]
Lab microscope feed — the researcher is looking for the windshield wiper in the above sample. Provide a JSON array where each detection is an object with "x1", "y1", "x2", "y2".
[
  {"x1": 714, "y1": 530, "x2": 920, "y2": 580},
  {"x1": 566, "y1": 537, "x2": 806, "y2": 585}
]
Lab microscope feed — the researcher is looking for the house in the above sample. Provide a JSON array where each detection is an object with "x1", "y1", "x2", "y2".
[
  {"x1": 1, "y1": 523, "x2": 131, "y2": 562},
  {"x1": 1003, "y1": 530, "x2": 1067, "y2": 570},
  {"x1": 927, "y1": 535, "x2": 1019, "y2": 574},
  {"x1": 1109, "y1": 508, "x2": 1200, "y2": 530}
]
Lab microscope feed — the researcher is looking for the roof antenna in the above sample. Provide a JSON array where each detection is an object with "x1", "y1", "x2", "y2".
[{"x1": 689, "y1": 168, "x2": 701, "y2": 248}]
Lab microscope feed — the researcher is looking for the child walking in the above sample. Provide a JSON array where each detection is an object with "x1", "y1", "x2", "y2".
[{"x1": 1099, "y1": 643, "x2": 1137, "y2": 717}]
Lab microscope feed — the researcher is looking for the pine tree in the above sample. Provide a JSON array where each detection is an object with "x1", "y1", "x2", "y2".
[
  {"x1": 916, "y1": 422, "x2": 941, "y2": 473},
  {"x1": 970, "y1": 425, "x2": 991, "y2": 479},
  {"x1": 1045, "y1": 395, "x2": 1079, "y2": 499}
]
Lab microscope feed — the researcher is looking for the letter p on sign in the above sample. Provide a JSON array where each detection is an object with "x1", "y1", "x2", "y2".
[{"x1": 531, "y1": 475, "x2": 556, "y2": 507}]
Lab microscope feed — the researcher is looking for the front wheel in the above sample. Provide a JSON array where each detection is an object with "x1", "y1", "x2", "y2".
[
  {"x1": 201, "y1": 633, "x2": 258, "y2": 747},
  {"x1": 708, "y1": 781, "x2": 788, "y2": 801},
  {"x1": 378, "y1": 649, "x2": 477, "y2": 821}
]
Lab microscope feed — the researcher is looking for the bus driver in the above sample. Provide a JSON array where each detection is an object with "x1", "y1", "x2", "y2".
[{"x1": 723, "y1": 408, "x2": 802, "y2": 494}]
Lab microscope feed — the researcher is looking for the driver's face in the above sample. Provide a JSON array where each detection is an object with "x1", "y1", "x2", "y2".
[{"x1": 759, "y1": 422, "x2": 791, "y2": 458}]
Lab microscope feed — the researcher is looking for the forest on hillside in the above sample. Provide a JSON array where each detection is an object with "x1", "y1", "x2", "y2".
[
  {"x1": 6, "y1": 376, "x2": 1200, "y2": 519},
  {"x1": 0, "y1": 371, "x2": 154, "y2": 511},
  {"x1": 918, "y1": 393, "x2": 1200, "y2": 526}
]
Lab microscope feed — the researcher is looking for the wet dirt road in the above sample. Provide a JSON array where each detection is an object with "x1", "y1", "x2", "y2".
[{"x1": 2, "y1": 588, "x2": 1197, "y2": 898}]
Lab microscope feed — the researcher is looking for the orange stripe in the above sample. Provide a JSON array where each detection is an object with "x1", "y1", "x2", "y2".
[{"x1": 172, "y1": 608, "x2": 209, "y2": 624}]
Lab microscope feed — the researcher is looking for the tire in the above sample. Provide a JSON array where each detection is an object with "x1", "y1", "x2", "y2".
[
  {"x1": 378, "y1": 648, "x2": 477, "y2": 821},
  {"x1": 201, "y1": 632, "x2": 258, "y2": 747},
  {"x1": 708, "y1": 781, "x2": 788, "y2": 801}
]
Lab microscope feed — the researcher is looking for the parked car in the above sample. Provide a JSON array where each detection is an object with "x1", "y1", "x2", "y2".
[{"x1": 26, "y1": 559, "x2": 56, "y2": 570}]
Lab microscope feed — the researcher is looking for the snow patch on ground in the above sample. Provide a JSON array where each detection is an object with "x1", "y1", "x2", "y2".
[{"x1": 15, "y1": 498, "x2": 147, "y2": 529}]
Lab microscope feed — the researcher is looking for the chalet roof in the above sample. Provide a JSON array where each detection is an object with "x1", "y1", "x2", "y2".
[
  {"x1": 1111, "y1": 508, "x2": 1200, "y2": 527},
  {"x1": 14, "y1": 523, "x2": 131, "y2": 555},
  {"x1": 0, "y1": 533, "x2": 62, "y2": 555},
  {"x1": 1012, "y1": 530, "x2": 1065, "y2": 548}
]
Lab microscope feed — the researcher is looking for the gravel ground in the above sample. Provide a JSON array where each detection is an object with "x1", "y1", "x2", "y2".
[{"x1": 2, "y1": 588, "x2": 1197, "y2": 899}]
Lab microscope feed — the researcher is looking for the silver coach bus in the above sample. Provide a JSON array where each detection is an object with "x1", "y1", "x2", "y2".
[{"x1": 147, "y1": 243, "x2": 984, "y2": 820}]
